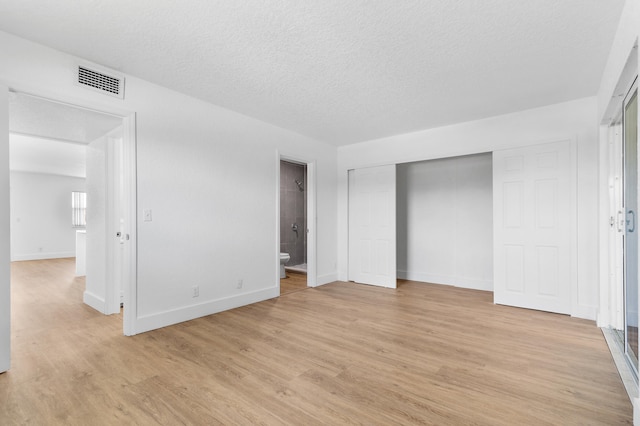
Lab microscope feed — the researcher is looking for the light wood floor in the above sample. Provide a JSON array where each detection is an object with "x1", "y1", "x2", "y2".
[
  {"x1": 280, "y1": 270, "x2": 307, "y2": 295},
  {"x1": 1, "y1": 259, "x2": 632, "y2": 425}
]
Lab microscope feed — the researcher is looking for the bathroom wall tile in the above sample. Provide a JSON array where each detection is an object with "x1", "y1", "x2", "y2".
[
  {"x1": 295, "y1": 196, "x2": 305, "y2": 220},
  {"x1": 282, "y1": 224, "x2": 290, "y2": 242},
  {"x1": 279, "y1": 160, "x2": 307, "y2": 266},
  {"x1": 285, "y1": 190, "x2": 296, "y2": 214}
]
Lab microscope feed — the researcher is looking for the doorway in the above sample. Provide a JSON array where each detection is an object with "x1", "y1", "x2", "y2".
[
  {"x1": 279, "y1": 159, "x2": 308, "y2": 295},
  {"x1": 7, "y1": 91, "x2": 136, "y2": 335},
  {"x1": 278, "y1": 156, "x2": 317, "y2": 294}
]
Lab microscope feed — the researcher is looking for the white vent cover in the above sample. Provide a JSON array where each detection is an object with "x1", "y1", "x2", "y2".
[{"x1": 76, "y1": 64, "x2": 125, "y2": 99}]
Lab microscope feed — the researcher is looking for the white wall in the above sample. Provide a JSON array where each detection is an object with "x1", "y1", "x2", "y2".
[
  {"x1": 397, "y1": 153, "x2": 493, "y2": 290},
  {"x1": 0, "y1": 30, "x2": 338, "y2": 334},
  {"x1": 9, "y1": 171, "x2": 85, "y2": 261},
  {"x1": 338, "y1": 97, "x2": 599, "y2": 319}
]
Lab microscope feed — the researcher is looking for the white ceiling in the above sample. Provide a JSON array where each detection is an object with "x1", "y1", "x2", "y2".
[
  {"x1": 9, "y1": 93, "x2": 123, "y2": 178},
  {"x1": 0, "y1": 0, "x2": 626, "y2": 145},
  {"x1": 10, "y1": 92, "x2": 123, "y2": 144},
  {"x1": 10, "y1": 134, "x2": 87, "y2": 179}
]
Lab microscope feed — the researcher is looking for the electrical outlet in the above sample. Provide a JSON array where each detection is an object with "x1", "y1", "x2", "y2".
[
  {"x1": 236, "y1": 279, "x2": 243, "y2": 289},
  {"x1": 192, "y1": 285, "x2": 199, "y2": 297}
]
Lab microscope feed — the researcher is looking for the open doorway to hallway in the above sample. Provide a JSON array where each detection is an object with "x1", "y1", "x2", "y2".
[{"x1": 8, "y1": 91, "x2": 126, "y2": 328}]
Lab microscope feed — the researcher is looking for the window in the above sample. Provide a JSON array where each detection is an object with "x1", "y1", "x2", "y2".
[{"x1": 72, "y1": 191, "x2": 87, "y2": 228}]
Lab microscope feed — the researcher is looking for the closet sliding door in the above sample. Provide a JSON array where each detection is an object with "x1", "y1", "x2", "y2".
[
  {"x1": 493, "y1": 140, "x2": 575, "y2": 314},
  {"x1": 348, "y1": 165, "x2": 397, "y2": 288}
]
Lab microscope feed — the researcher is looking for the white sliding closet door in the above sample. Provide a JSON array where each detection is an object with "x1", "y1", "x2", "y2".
[
  {"x1": 348, "y1": 165, "x2": 397, "y2": 288},
  {"x1": 493, "y1": 141, "x2": 575, "y2": 314}
]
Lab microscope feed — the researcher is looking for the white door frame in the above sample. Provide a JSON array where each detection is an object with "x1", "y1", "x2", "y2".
[
  {"x1": 2, "y1": 83, "x2": 138, "y2": 338},
  {"x1": 276, "y1": 151, "x2": 317, "y2": 288},
  {"x1": 121, "y1": 113, "x2": 137, "y2": 335},
  {"x1": 607, "y1": 116, "x2": 625, "y2": 330},
  {"x1": 1, "y1": 84, "x2": 11, "y2": 373}
]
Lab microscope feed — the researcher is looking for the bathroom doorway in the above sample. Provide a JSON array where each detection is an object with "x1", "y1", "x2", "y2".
[{"x1": 279, "y1": 159, "x2": 308, "y2": 295}]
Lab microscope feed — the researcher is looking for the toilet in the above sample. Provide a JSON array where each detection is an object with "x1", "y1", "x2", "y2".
[{"x1": 280, "y1": 252, "x2": 290, "y2": 278}]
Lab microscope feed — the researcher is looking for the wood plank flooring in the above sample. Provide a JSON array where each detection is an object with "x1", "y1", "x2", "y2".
[
  {"x1": 280, "y1": 271, "x2": 307, "y2": 295},
  {"x1": 1, "y1": 259, "x2": 632, "y2": 425}
]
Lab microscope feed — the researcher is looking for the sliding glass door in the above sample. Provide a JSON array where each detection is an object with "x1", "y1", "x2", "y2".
[{"x1": 624, "y1": 79, "x2": 638, "y2": 375}]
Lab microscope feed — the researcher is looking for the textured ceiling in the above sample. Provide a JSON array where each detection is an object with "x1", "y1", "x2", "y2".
[{"x1": 0, "y1": 0, "x2": 626, "y2": 145}]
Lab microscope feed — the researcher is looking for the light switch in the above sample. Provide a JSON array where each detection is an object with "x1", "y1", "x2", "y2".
[{"x1": 143, "y1": 209, "x2": 152, "y2": 222}]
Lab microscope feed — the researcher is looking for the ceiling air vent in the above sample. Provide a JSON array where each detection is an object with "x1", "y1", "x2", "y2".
[{"x1": 76, "y1": 64, "x2": 125, "y2": 99}]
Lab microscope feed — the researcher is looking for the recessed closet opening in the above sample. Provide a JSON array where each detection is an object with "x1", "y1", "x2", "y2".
[{"x1": 396, "y1": 153, "x2": 493, "y2": 291}]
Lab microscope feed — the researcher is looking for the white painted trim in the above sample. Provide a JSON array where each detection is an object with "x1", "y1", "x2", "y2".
[
  {"x1": 275, "y1": 150, "x2": 282, "y2": 290},
  {"x1": 11, "y1": 252, "x2": 76, "y2": 262},
  {"x1": 599, "y1": 124, "x2": 613, "y2": 328},
  {"x1": 572, "y1": 305, "x2": 598, "y2": 321},
  {"x1": 134, "y1": 287, "x2": 279, "y2": 335},
  {"x1": 1, "y1": 84, "x2": 11, "y2": 373},
  {"x1": 567, "y1": 137, "x2": 580, "y2": 320},
  {"x1": 122, "y1": 113, "x2": 137, "y2": 336},
  {"x1": 307, "y1": 161, "x2": 317, "y2": 287},
  {"x1": 397, "y1": 270, "x2": 493, "y2": 292},
  {"x1": 83, "y1": 290, "x2": 106, "y2": 314},
  {"x1": 316, "y1": 273, "x2": 337, "y2": 286}
]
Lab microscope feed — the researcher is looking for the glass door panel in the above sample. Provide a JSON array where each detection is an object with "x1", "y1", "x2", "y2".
[{"x1": 624, "y1": 81, "x2": 638, "y2": 374}]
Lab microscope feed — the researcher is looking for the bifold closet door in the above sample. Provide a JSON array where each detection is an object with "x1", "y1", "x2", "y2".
[
  {"x1": 348, "y1": 165, "x2": 397, "y2": 288},
  {"x1": 493, "y1": 140, "x2": 575, "y2": 314}
]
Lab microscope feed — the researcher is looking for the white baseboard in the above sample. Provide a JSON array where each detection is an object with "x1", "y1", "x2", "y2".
[
  {"x1": 597, "y1": 309, "x2": 610, "y2": 328},
  {"x1": 316, "y1": 273, "x2": 338, "y2": 286},
  {"x1": 11, "y1": 251, "x2": 75, "y2": 261},
  {"x1": 397, "y1": 270, "x2": 493, "y2": 291},
  {"x1": 133, "y1": 287, "x2": 280, "y2": 335},
  {"x1": 573, "y1": 304, "x2": 598, "y2": 321},
  {"x1": 83, "y1": 290, "x2": 106, "y2": 314}
]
